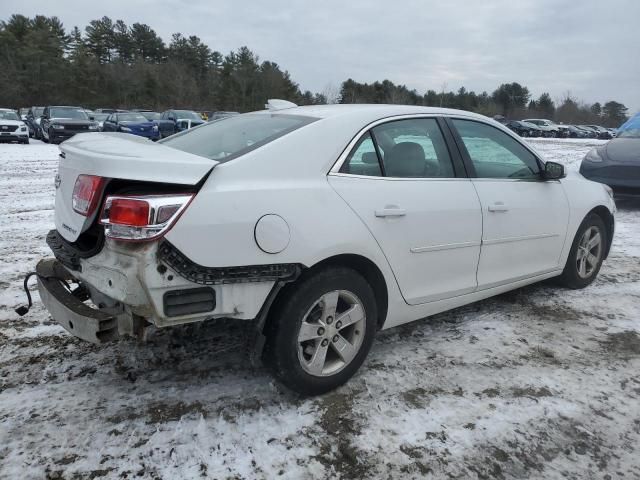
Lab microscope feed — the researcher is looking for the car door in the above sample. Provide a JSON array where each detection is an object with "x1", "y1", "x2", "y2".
[
  {"x1": 328, "y1": 117, "x2": 483, "y2": 305},
  {"x1": 104, "y1": 114, "x2": 116, "y2": 131},
  {"x1": 447, "y1": 118, "x2": 569, "y2": 289}
]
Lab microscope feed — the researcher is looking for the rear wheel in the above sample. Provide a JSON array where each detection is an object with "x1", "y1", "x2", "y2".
[
  {"x1": 559, "y1": 213, "x2": 607, "y2": 289},
  {"x1": 264, "y1": 267, "x2": 377, "y2": 395}
]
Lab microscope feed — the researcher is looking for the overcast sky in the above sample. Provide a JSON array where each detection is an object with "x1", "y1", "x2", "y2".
[{"x1": 2, "y1": 0, "x2": 639, "y2": 111}]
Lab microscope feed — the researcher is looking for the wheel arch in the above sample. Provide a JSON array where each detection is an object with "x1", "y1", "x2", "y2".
[
  {"x1": 262, "y1": 253, "x2": 389, "y2": 337},
  {"x1": 588, "y1": 205, "x2": 614, "y2": 259}
]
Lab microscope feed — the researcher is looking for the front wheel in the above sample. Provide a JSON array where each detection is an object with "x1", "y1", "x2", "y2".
[
  {"x1": 559, "y1": 213, "x2": 607, "y2": 289},
  {"x1": 264, "y1": 267, "x2": 378, "y2": 395}
]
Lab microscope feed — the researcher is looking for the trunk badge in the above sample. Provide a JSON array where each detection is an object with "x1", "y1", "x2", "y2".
[{"x1": 54, "y1": 173, "x2": 61, "y2": 189}]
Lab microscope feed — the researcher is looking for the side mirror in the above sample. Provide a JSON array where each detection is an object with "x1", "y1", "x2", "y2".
[{"x1": 543, "y1": 161, "x2": 566, "y2": 180}]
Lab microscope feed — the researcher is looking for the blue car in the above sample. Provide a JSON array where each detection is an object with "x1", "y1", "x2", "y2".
[{"x1": 101, "y1": 112, "x2": 160, "y2": 140}]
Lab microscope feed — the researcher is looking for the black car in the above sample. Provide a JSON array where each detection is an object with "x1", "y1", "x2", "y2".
[
  {"x1": 505, "y1": 120, "x2": 536, "y2": 137},
  {"x1": 580, "y1": 120, "x2": 640, "y2": 196},
  {"x1": 566, "y1": 125, "x2": 590, "y2": 138},
  {"x1": 40, "y1": 106, "x2": 99, "y2": 144}
]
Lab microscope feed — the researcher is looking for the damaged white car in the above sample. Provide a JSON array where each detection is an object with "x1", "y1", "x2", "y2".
[{"x1": 25, "y1": 102, "x2": 616, "y2": 394}]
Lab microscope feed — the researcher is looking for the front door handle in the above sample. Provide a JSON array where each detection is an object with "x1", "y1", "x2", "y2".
[
  {"x1": 488, "y1": 202, "x2": 509, "y2": 212},
  {"x1": 375, "y1": 207, "x2": 407, "y2": 218}
]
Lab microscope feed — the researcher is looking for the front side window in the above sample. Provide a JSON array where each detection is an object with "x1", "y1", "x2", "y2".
[
  {"x1": 340, "y1": 118, "x2": 455, "y2": 178},
  {"x1": 451, "y1": 119, "x2": 541, "y2": 179}
]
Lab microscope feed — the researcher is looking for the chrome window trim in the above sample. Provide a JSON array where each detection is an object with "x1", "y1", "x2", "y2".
[{"x1": 329, "y1": 113, "x2": 476, "y2": 176}]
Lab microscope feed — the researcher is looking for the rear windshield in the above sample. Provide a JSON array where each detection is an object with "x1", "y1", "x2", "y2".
[{"x1": 161, "y1": 113, "x2": 317, "y2": 162}]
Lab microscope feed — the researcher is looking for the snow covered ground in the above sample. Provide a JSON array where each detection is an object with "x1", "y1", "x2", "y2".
[{"x1": 1, "y1": 138, "x2": 639, "y2": 479}]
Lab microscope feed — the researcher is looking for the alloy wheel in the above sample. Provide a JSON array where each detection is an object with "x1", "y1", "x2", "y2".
[
  {"x1": 576, "y1": 226, "x2": 603, "y2": 279},
  {"x1": 297, "y1": 290, "x2": 366, "y2": 377}
]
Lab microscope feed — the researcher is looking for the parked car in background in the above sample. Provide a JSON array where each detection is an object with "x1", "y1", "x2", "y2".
[
  {"x1": 586, "y1": 125, "x2": 613, "y2": 140},
  {"x1": 18, "y1": 108, "x2": 30, "y2": 121},
  {"x1": 33, "y1": 103, "x2": 615, "y2": 394},
  {"x1": 505, "y1": 120, "x2": 535, "y2": 137},
  {"x1": 576, "y1": 125, "x2": 598, "y2": 138},
  {"x1": 40, "y1": 106, "x2": 99, "y2": 144},
  {"x1": 101, "y1": 112, "x2": 160, "y2": 140},
  {"x1": 520, "y1": 121, "x2": 543, "y2": 137},
  {"x1": 0, "y1": 108, "x2": 29, "y2": 144},
  {"x1": 156, "y1": 109, "x2": 206, "y2": 138},
  {"x1": 208, "y1": 111, "x2": 240, "y2": 121},
  {"x1": 607, "y1": 128, "x2": 618, "y2": 138},
  {"x1": 566, "y1": 125, "x2": 590, "y2": 138},
  {"x1": 26, "y1": 106, "x2": 45, "y2": 139},
  {"x1": 523, "y1": 119, "x2": 561, "y2": 137},
  {"x1": 91, "y1": 113, "x2": 110, "y2": 131},
  {"x1": 580, "y1": 115, "x2": 640, "y2": 196}
]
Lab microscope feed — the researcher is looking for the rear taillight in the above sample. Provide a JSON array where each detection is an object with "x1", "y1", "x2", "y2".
[
  {"x1": 100, "y1": 194, "x2": 194, "y2": 241},
  {"x1": 72, "y1": 175, "x2": 105, "y2": 216}
]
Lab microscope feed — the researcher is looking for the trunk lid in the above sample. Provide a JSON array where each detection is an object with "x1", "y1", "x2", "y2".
[{"x1": 55, "y1": 132, "x2": 216, "y2": 242}]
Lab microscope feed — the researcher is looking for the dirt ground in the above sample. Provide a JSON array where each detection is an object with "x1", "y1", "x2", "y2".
[{"x1": 1, "y1": 139, "x2": 639, "y2": 479}]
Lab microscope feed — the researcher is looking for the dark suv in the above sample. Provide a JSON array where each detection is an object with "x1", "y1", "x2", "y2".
[{"x1": 41, "y1": 106, "x2": 98, "y2": 144}]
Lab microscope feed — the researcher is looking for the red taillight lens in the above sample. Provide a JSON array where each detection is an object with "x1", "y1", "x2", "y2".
[
  {"x1": 72, "y1": 175, "x2": 105, "y2": 216},
  {"x1": 100, "y1": 194, "x2": 194, "y2": 241},
  {"x1": 108, "y1": 198, "x2": 150, "y2": 226}
]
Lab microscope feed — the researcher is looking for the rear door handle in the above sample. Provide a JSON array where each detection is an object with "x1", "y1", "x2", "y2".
[
  {"x1": 488, "y1": 202, "x2": 509, "y2": 212},
  {"x1": 375, "y1": 207, "x2": 407, "y2": 218}
]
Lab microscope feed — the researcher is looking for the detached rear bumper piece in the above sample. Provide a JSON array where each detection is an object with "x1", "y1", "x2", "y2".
[{"x1": 36, "y1": 258, "x2": 118, "y2": 343}]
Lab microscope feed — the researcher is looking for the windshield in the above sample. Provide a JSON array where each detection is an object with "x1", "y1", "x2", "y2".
[
  {"x1": 0, "y1": 111, "x2": 20, "y2": 121},
  {"x1": 617, "y1": 129, "x2": 640, "y2": 138},
  {"x1": 173, "y1": 110, "x2": 202, "y2": 121},
  {"x1": 50, "y1": 107, "x2": 88, "y2": 120},
  {"x1": 161, "y1": 113, "x2": 317, "y2": 162},
  {"x1": 92, "y1": 113, "x2": 109, "y2": 121},
  {"x1": 141, "y1": 112, "x2": 161, "y2": 120},
  {"x1": 32, "y1": 107, "x2": 44, "y2": 117},
  {"x1": 118, "y1": 113, "x2": 148, "y2": 122}
]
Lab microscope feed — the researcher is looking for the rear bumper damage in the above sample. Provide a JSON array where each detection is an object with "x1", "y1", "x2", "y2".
[
  {"x1": 36, "y1": 258, "x2": 119, "y2": 343},
  {"x1": 38, "y1": 230, "x2": 300, "y2": 343}
]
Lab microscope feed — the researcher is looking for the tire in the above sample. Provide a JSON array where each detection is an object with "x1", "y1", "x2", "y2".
[
  {"x1": 22, "y1": 138, "x2": 29, "y2": 145},
  {"x1": 558, "y1": 213, "x2": 607, "y2": 289},
  {"x1": 264, "y1": 267, "x2": 378, "y2": 395}
]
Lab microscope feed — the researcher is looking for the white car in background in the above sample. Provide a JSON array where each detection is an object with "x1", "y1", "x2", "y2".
[
  {"x1": 0, "y1": 108, "x2": 29, "y2": 144},
  {"x1": 30, "y1": 102, "x2": 615, "y2": 395}
]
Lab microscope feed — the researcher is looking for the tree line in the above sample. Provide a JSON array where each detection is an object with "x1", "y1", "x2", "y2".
[
  {"x1": 339, "y1": 80, "x2": 630, "y2": 127},
  {"x1": 0, "y1": 14, "x2": 327, "y2": 112},
  {"x1": 0, "y1": 14, "x2": 631, "y2": 127}
]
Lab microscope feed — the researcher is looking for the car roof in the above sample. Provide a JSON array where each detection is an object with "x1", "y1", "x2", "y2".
[
  {"x1": 0, "y1": 108, "x2": 16, "y2": 112},
  {"x1": 252, "y1": 104, "x2": 491, "y2": 125}
]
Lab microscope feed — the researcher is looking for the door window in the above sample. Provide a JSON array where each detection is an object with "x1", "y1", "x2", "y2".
[
  {"x1": 340, "y1": 118, "x2": 455, "y2": 178},
  {"x1": 451, "y1": 119, "x2": 541, "y2": 179}
]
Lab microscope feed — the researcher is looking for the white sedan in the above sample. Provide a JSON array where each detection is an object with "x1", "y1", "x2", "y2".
[{"x1": 31, "y1": 102, "x2": 615, "y2": 394}]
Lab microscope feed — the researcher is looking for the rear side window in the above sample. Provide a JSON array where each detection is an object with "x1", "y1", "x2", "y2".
[
  {"x1": 451, "y1": 119, "x2": 541, "y2": 179},
  {"x1": 161, "y1": 113, "x2": 317, "y2": 162},
  {"x1": 340, "y1": 133, "x2": 382, "y2": 176}
]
